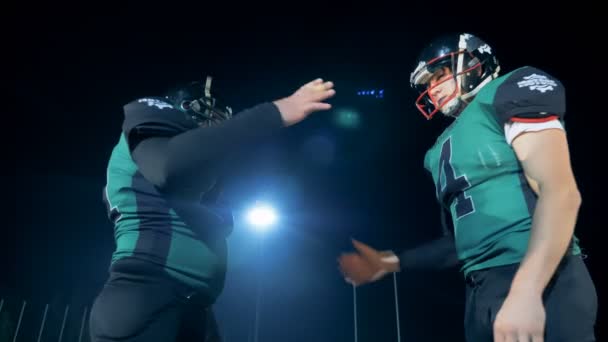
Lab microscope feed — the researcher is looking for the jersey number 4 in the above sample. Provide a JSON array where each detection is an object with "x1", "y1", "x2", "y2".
[{"x1": 437, "y1": 137, "x2": 475, "y2": 219}]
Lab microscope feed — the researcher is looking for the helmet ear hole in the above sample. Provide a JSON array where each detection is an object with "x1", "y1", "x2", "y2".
[{"x1": 180, "y1": 101, "x2": 191, "y2": 111}]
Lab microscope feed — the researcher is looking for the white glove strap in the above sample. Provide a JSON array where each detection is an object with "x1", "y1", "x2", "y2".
[{"x1": 381, "y1": 254, "x2": 399, "y2": 264}]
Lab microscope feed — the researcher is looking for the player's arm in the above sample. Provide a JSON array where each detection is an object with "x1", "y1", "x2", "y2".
[
  {"x1": 338, "y1": 233, "x2": 459, "y2": 286},
  {"x1": 128, "y1": 101, "x2": 284, "y2": 193},
  {"x1": 493, "y1": 124, "x2": 580, "y2": 341},
  {"x1": 509, "y1": 128, "x2": 581, "y2": 294},
  {"x1": 397, "y1": 234, "x2": 459, "y2": 271},
  {"x1": 491, "y1": 66, "x2": 580, "y2": 340},
  {"x1": 492, "y1": 66, "x2": 579, "y2": 294},
  {"x1": 127, "y1": 79, "x2": 335, "y2": 193}
]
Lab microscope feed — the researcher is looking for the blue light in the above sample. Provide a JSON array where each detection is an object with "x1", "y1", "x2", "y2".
[
  {"x1": 246, "y1": 203, "x2": 278, "y2": 232},
  {"x1": 356, "y1": 89, "x2": 385, "y2": 98}
]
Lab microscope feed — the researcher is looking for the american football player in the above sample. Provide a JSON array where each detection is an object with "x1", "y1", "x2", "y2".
[
  {"x1": 338, "y1": 33, "x2": 597, "y2": 341},
  {"x1": 90, "y1": 76, "x2": 335, "y2": 341}
]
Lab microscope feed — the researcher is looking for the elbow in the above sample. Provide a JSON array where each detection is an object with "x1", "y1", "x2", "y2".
[
  {"x1": 561, "y1": 181, "x2": 582, "y2": 209},
  {"x1": 541, "y1": 182, "x2": 582, "y2": 209},
  {"x1": 569, "y1": 187, "x2": 582, "y2": 209},
  {"x1": 152, "y1": 164, "x2": 172, "y2": 193},
  {"x1": 157, "y1": 162, "x2": 195, "y2": 193},
  {"x1": 133, "y1": 158, "x2": 173, "y2": 192},
  {"x1": 555, "y1": 186, "x2": 582, "y2": 212},
  {"x1": 156, "y1": 178, "x2": 171, "y2": 194}
]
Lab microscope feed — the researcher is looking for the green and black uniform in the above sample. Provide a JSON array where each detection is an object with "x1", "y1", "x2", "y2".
[
  {"x1": 399, "y1": 66, "x2": 582, "y2": 273},
  {"x1": 400, "y1": 66, "x2": 596, "y2": 342},
  {"x1": 90, "y1": 97, "x2": 284, "y2": 342},
  {"x1": 423, "y1": 65, "x2": 580, "y2": 277}
]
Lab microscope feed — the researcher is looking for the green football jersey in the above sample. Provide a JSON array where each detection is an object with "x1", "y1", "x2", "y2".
[
  {"x1": 102, "y1": 97, "x2": 233, "y2": 301},
  {"x1": 423, "y1": 66, "x2": 581, "y2": 276}
]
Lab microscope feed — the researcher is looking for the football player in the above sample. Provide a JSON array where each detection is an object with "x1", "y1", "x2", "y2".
[
  {"x1": 90, "y1": 76, "x2": 335, "y2": 341},
  {"x1": 338, "y1": 33, "x2": 597, "y2": 341}
]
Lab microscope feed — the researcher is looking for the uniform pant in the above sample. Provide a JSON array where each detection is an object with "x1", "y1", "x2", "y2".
[
  {"x1": 89, "y1": 259, "x2": 221, "y2": 342},
  {"x1": 464, "y1": 254, "x2": 598, "y2": 341}
]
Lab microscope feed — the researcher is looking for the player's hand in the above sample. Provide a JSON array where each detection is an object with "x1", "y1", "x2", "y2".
[
  {"x1": 273, "y1": 78, "x2": 336, "y2": 127},
  {"x1": 337, "y1": 239, "x2": 400, "y2": 286},
  {"x1": 493, "y1": 289, "x2": 546, "y2": 342}
]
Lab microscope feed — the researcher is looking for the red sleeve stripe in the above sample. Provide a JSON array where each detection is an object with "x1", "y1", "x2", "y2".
[{"x1": 510, "y1": 115, "x2": 559, "y2": 123}]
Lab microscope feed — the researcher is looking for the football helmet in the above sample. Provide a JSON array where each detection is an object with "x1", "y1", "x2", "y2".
[
  {"x1": 409, "y1": 33, "x2": 500, "y2": 119},
  {"x1": 165, "y1": 76, "x2": 233, "y2": 125}
]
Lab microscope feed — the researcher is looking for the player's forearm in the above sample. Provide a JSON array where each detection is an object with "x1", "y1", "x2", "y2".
[
  {"x1": 132, "y1": 102, "x2": 283, "y2": 192},
  {"x1": 167, "y1": 101, "x2": 283, "y2": 165},
  {"x1": 510, "y1": 187, "x2": 581, "y2": 295},
  {"x1": 152, "y1": 102, "x2": 283, "y2": 191},
  {"x1": 397, "y1": 234, "x2": 459, "y2": 271}
]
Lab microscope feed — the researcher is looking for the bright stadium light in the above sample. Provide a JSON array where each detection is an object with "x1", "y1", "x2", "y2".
[{"x1": 246, "y1": 203, "x2": 278, "y2": 232}]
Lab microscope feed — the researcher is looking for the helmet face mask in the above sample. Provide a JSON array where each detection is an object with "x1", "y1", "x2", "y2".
[
  {"x1": 165, "y1": 76, "x2": 233, "y2": 126},
  {"x1": 410, "y1": 33, "x2": 500, "y2": 120},
  {"x1": 186, "y1": 94, "x2": 233, "y2": 126}
]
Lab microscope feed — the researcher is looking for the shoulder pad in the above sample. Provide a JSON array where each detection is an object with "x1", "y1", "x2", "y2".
[{"x1": 492, "y1": 66, "x2": 566, "y2": 125}]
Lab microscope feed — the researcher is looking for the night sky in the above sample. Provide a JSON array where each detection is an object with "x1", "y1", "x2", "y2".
[{"x1": 9, "y1": 6, "x2": 605, "y2": 341}]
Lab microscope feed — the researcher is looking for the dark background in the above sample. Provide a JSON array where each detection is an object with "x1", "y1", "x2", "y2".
[{"x1": 8, "y1": 5, "x2": 604, "y2": 341}]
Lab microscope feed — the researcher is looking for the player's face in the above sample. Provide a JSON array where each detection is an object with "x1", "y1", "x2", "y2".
[{"x1": 428, "y1": 67, "x2": 458, "y2": 109}]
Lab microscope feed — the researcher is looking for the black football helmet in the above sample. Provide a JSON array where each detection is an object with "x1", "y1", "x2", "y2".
[
  {"x1": 165, "y1": 76, "x2": 233, "y2": 125},
  {"x1": 409, "y1": 33, "x2": 500, "y2": 119}
]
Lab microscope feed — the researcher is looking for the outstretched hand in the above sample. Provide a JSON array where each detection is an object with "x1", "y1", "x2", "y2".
[
  {"x1": 338, "y1": 239, "x2": 400, "y2": 286},
  {"x1": 273, "y1": 78, "x2": 336, "y2": 127}
]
